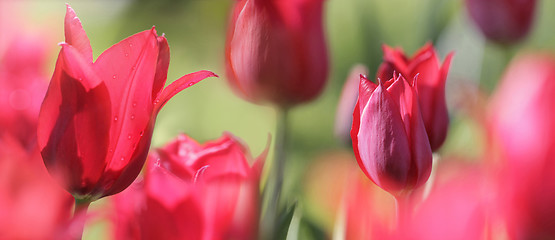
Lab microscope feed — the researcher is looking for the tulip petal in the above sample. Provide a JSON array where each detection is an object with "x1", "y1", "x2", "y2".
[
  {"x1": 94, "y1": 29, "x2": 160, "y2": 173},
  {"x1": 351, "y1": 102, "x2": 371, "y2": 179},
  {"x1": 153, "y1": 70, "x2": 218, "y2": 113},
  {"x1": 358, "y1": 84, "x2": 411, "y2": 192},
  {"x1": 406, "y1": 86, "x2": 433, "y2": 189},
  {"x1": 357, "y1": 75, "x2": 378, "y2": 115},
  {"x1": 38, "y1": 47, "x2": 111, "y2": 197},
  {"x1": 64, "y1": 4, "x2": 93, "y2": 63},
  {"x1": 152, "y1": 35, "x2": 170, "y2": 101},
  {"x1": 382, "y1": 45, "x2": 409, "y2": 76}
]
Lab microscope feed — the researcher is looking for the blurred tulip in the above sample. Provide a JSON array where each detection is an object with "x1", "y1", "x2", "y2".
[
  {"x1": 0, "y1": 135, "x2": 74, "y2": 240},
  {"x1": 377, "y1": 43, "x2": 453, "y2": 151},
  {"x1": 401, "y1": 161, "x2": 489, "y2": 240},
  {"x1": 225, "y1": 0, "x2": 328, "y2": 107},
  {"x1": 465, "y1": 0, "x2": 537, "y2": 44},
  {"x1": 112, "y1": 133, "x2": 265, "y2": 240},
  {"x1": 37, "y1": 5, "x2": 217, "y2": 202},
  {"x1": 488, "y1": 54, "x2": 555, "y2": 239},
  {"x1": 335, "y1": 64, "x2": 368, "y2": 145},
  {"x1": 0, "y1": 33, "x2": 49, "y2": 150},
  {"x1": 343, "y1": 172, "x2": 395, "y2": 240},
  {"x1": 350, "y1": 74, "x2": 432, "y2": 196}
]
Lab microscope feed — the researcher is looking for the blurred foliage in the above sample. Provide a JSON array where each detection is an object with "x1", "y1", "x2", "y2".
[{"x1": 10, "y1": 0, "x2": 555, "y2": 239}]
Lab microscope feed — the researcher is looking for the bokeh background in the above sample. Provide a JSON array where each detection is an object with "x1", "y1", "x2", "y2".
[{"x1": 2, "y1": 0, "x2": 555, "y2": 238}]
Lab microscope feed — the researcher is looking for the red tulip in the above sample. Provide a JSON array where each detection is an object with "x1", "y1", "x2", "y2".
[
  {"x1": 37, "y1": 5, "x2": 217, "y2": 201},
  {"x1": 377, "y1": 43, "x2": 452, "y2": 152},
  {"x1": 225, "y1": 0, "x2": 328, "y2": 107},
  {"x1": 488, "y1": 54, "x2": 555, "y2": 239},
  {"x1": 465, "y1": 0, "x2": 537, "y2": 44},
  {"x1": 350, "y1": 74, "x2": 432, "y2": 196},
  {"x1": 112, "y1": 133, "x2": 266, "y2": 240}
]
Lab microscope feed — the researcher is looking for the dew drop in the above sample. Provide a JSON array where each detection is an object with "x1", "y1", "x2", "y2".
[
  {"x1": 109, "y1": 148, "x2": 113, "y2": 153},
  {"x1": 154, "y1": 99, "x2": 160, "y2": 104},
  {"x1": 112, "y1": 75, "x2": 117, "y2": 79},
  {"x1": 128, "y1": 135, "x2": 132, "y2": 140},
  {"x1": 124, "y1": 53, "x2": 129, "y2": 57},
  {"x1": 130, "y1": 114, "x2": 135, "y2": 120},
  {"x1": 188, "y1": 82, "x2": 195, "y2": 86},
  {"x1": 120, "y1": 157, "x2": 125, "y2": 161},
  {"x1": 78, "y1": 77, "x2": 82, "y2": 81},
  {"x1": 114, "y1": 116, "x2": 118, "y2": 121},
  {"x1": 139, "y1": 131, "x2": 144, "y2": 137},
  {"x1": 132, "y1": 102, "x2": 137, "y2": 107}
]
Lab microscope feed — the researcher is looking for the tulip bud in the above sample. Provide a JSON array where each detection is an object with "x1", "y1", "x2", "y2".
[
  {"x1": 37, "y1": 5, "x2": 216, "y2": 202},
  {"x1": 350, "y1": 74, "x2": 432, "y2": 196},
  {"x1": 465, "y1": 0, "x2": 537, "y2": 44},
  {"x1": 112, "y1": 133, "x2": 266, "y2": 240},
  {"x1": 225, "y1": 0, "x2": 328, "y2": 107},
  {"x1": 377, "y1": 43, "x2": 453, "y2": 151}
]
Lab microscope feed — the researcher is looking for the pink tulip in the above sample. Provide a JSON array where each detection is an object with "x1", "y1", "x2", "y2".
[
  {"x1": 0, "y1": 135, "x2": 74, "y2": 240},
  {"x1": 350, "y1": 74, "x2": 432, "y2": 196},
  {"x1": 488, "y1": 54, "x2": 555, "y2": 239},
  {"x1": 37, "y1": 5, "x2": 216, "y2": 201},
  {"x1": 377, "y1": 43, "x2": 453, "y2": 151},
  {"x1": 225, "y1": 0, "x2": 328, "y2": 107},
  {"x1": 112, "y1": 133, "x2": 265, "y2": 240}
]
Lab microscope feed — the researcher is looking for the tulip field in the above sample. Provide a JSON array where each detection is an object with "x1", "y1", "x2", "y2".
[{"x1": 1, "y1": 0, "x2": 555, "y2": 239}]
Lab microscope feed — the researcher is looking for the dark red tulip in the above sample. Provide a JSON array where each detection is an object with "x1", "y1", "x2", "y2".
[
  {"x1": 112, "y1": 133, "x2": 265, "y2": 240},
  {"x1": 350, "y1": 74, "x2": 432, "y2": 196},
  {"x1": 225, "y1": 0, "x2": 328, "y2": 107},
  {"x1": 37, "y1": 5, "x2": 217, "y2": 201},
  {"x1": 465, "y1": 0, "x2": 537, "y2": 44},
  {"x1": 377, "y1": 43, "x2": 453, "y2": 151},
  {"x1": 488, "y1": 54, "x2": 555, "y2": 239}
]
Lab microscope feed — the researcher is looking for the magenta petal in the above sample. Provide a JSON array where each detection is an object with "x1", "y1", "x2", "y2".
[
  {"x1": 154, "y1": 70, "x2": 218, "y2": 113},
  {"x1": 64, "y1": 4, "x2": 93, "y2": 62},
  {"x1": 358, "y1": 84, "x2": 411, "y2": 192}
]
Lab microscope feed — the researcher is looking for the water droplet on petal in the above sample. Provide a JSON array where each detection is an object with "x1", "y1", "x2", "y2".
[
  {"x1": 120, "y1": 157, "x2": 125, "y2": 161},
  {"x1": 114, "y1": 116, "x2": 118, "y2": 121},
  {"x1": 128, "y1": 135, "x2": 132, "y2": 140},
  {"x1": 130, "y1": 115, "x2": 135, "y2": 120},
  {"x1": 112, "y1": 75, "x2": 117, "y2": 79},
  {"x1": 124, "y1": 53, "x2": 129, "y2": 57},
  {"x1": 132, "y1": 102, "x2": 137, "y2": 107},
  {"x1": 188, "y1": 82, "x2": 195, "y2": 86},
  {"x1": 139, "y1": 131, "x2": 144, "y2": 137}
]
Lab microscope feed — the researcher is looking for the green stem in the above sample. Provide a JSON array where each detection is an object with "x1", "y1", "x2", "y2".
[
  {"x1": 261, "y1": 108, "x2": 289, "y2": 240},
  {"x1": 72, "y1": 198, "x2": 91, "y2": 240}
]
